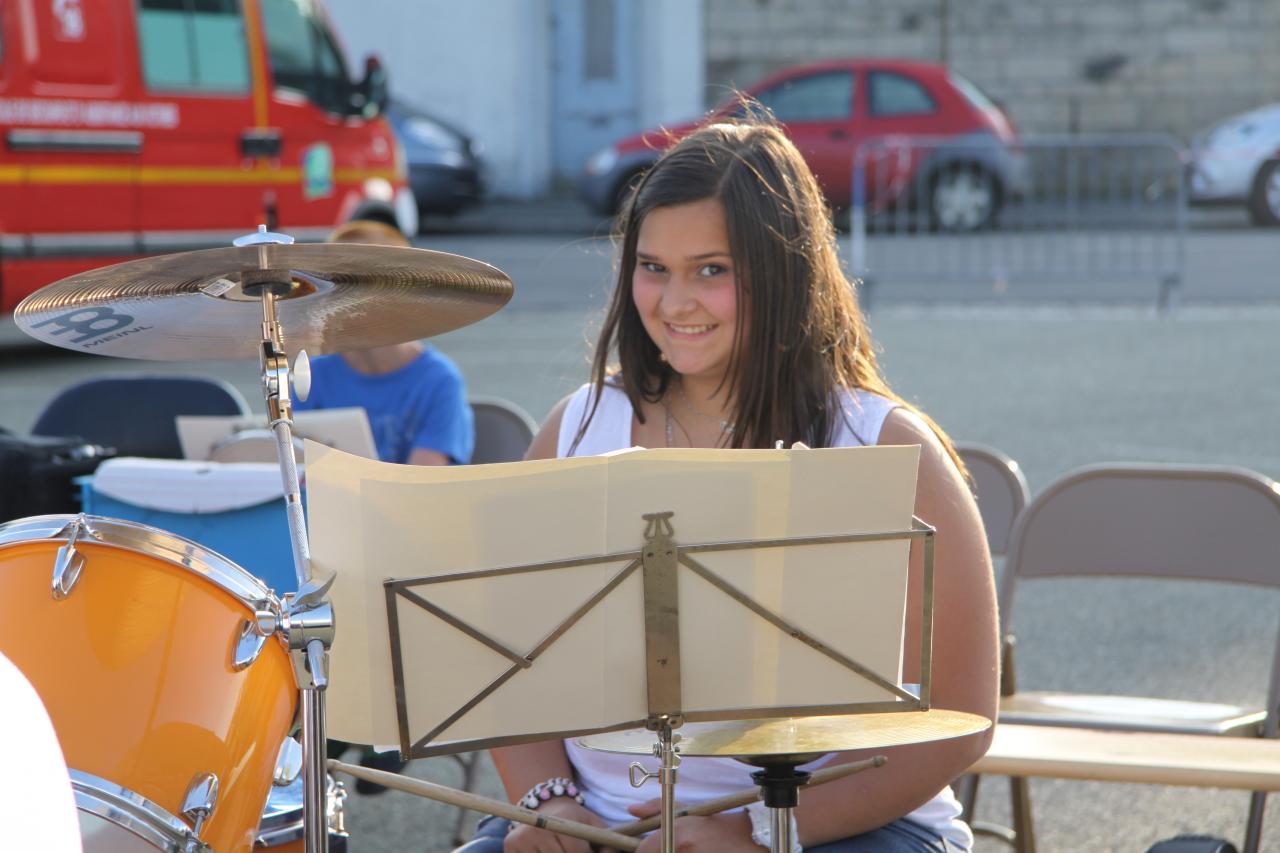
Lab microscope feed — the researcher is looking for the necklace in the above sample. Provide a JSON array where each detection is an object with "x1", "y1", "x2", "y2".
[
  {"x1": 664, "y1": 384, "x2": 732, "y2": 449},
  {"x1": 674, "y1": 379, "x2": 735, "y2": 435},
  {"x1": 664, "y1": 405, "x2": 712, "y2": 448}
]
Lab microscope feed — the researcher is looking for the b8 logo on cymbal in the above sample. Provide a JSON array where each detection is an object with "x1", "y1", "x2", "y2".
[{"x1": 31, "y1": 307, "x2": 138, "y2": 345}]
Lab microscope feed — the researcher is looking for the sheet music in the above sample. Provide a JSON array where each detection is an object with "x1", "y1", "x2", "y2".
[{"x1": 305, "y1": 442, "x2": 919, "y2": 749}]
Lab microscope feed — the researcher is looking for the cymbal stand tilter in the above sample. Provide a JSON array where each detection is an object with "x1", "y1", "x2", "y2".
[{"x1": 236, "y1": 226, "x2": 336, "y2": 853}]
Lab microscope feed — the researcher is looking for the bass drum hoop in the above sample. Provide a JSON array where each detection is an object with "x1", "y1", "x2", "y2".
[{"x1": 0, "y1": 513, "x2": 280, "y2": 610}]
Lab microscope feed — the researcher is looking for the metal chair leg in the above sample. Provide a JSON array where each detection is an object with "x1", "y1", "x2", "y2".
[
  {"x1": 958, "y1": 773, "x2": 1020, "y2": 848},
  {"x1": 450, "y1": 751, "x2": 482, "y2": 847},
  {"x1": 1010, "y1": 776, "x2": 1037, "y2": 853},
  {"x1": 955, "y1": 773, "x2": 979, "y2": 821},
  {"x1": 971, "y1": 820, "x2": 1019, "y2": 846},
  {"x1": 1242, "y1": 789, "x2": 1266, "y2": 853}
]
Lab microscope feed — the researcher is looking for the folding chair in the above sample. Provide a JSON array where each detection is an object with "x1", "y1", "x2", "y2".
[
  {"x1": 469, "y1": 396, "x2": 538, "y2": 464},
  {"x1": 956, "y1": 441, "x2": 1030, "y2": 557},
  {"x1": 981, "y1": 464, "x2": 1280, "y2": 853},
  {"x1": 952, "y1": 443, "x2": 1029, "y2": 839},
  {"x1": 33, "y1": 374, "x2": 250, "y2": 458}
]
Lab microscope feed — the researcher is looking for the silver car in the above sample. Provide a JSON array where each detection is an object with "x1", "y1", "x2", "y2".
[{"x1": 1188, "y1": 102, "x2": 1280, "y2": 226}]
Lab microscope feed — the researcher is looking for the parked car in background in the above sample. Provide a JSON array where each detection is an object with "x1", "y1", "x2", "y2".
[
  {"x1": 579, "y1": 59, "x2": 1024, "y2": 232},
  {"x1": 386, "y1": 101, "x2": 484, "y2": 225},
  {"x1": 1188, "y1": 102, "x2": 1280, "y2": 226}
]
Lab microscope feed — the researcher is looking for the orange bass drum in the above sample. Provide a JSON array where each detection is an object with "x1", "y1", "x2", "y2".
[{"x1": 0, "y1": 515, "x2": 298, "y2": 853}]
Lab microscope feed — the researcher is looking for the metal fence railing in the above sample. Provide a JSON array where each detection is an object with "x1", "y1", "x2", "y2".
[{"x1": 848, "y1": 134, "x2": 1187, "y2": 313}]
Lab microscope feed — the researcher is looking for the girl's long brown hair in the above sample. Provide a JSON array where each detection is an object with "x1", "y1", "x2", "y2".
[{"x1": 572, "y1": 120, "x2": 963, "y2": 472}]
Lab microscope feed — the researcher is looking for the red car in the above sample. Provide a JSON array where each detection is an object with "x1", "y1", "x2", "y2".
[{"x1": 578, "y1": 59, "x2": 1024, "y2": 231}]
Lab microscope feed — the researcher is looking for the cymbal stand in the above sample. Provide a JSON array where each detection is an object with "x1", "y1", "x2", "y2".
[
  {"x1": 748, "y1": 759, "x2": 812, "y2": 853},
  {"x1": 235, "y1": 226, "x2": 336, "y2": 853},
  {"x1": 627, "y1": 716, "x2": 681, "y2": 853}
]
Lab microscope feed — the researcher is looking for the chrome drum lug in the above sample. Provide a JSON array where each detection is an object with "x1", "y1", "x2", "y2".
[
  {"x1": 233, "y1": 619, "x2": 268, "y2": 670},
  {"x1": 181, "y1": 772, "x2": 219, "y2": 844},
  {"x1": 51, "y1": 514, "x2": 93, "y2": 600}
]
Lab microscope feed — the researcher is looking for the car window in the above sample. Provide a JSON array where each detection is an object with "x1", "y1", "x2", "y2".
[
  {"x1": 259, "y1": 0, "x2": 351, "y2": 115},
  {"x1": 753, "y1": 71, "x2": 854, "y2": 122},
  {"x1": 138, "y1": 0, "x2": 250, "y2": 93},
  {"x1": 868, "y1": 72, "x2": 936, "y2": 117},
  {"x1": 948, "y1": 71, "x2": 999, "y2": 115}
]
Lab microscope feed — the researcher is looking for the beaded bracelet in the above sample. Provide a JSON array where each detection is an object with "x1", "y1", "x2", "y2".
[{"x1": 518, "y1": 777, "x2": 584, "y2": 810}]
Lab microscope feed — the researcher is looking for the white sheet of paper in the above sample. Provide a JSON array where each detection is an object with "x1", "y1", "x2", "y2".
[
  {"x1": 305, "y1": 442, "x2": 920, "y2": 749},
  {"x1": 176, "y1": 408, "x2": 377, "y2": 461}
]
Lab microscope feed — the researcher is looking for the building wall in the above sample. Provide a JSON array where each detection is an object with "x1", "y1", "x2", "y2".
[
  {"x1": 324, "y1": 0, "x2": 552, "y2": 198},
  {"x1": 637, "y1": 0, "x2": 706, "y2": 129},
  {"x1": 323, "y1": 0, "x2": 703, "y2": 198},
  {"x1": 705, "y1": 0, "x2": 1280, "y2": 138}
]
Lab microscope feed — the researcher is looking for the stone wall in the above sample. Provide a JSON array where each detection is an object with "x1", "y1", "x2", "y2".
[{"x1": 704, "y1": 0, "x2": 1280, "y2": 138}]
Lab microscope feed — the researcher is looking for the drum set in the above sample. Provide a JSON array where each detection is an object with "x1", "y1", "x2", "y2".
[{"x1": 2, "y1": 227, "x2": 989, "y2": 853}]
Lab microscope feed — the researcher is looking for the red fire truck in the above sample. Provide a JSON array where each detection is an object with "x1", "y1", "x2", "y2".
[{"x1": 0, "y1": 0, "x2": 416, "y2": 313}]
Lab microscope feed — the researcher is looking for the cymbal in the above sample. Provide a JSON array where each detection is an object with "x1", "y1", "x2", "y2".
[
  {"x1": 577, "y1": 710, "x2": 990, "y2": 763},
  {"x1": 14, "y1": 243, "x2": 513, "y2": 360}
]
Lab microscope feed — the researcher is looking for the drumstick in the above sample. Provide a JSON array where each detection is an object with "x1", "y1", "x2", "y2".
[
  {"x1": 612, "y1": 755, "x2": 887, "y2": 836},
  {"x1": 328, "y1": 759, "x2": 641, "y2": 852}
]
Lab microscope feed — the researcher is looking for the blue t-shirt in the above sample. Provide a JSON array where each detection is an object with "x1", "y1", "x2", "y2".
[{"x1": 295, "y1": 348, "x2": 473, "y2": 465}]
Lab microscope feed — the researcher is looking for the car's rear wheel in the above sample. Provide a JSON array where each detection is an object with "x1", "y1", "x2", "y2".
[
  {"x1": 929, "y1": 164, "x2": 1001, "y2": 232},
  {"x1": 1248, "y1": 160, "x2": 1280, "y2": 227}
]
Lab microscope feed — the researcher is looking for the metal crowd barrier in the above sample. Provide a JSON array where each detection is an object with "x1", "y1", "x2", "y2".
[{"x1": 848, "y1": 134, "x2": 1187, "y2": 313}]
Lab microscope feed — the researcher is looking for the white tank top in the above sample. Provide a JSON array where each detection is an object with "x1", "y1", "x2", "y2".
[{"x1": 555, "y1": 382, "x2": 973, "y2": 850}]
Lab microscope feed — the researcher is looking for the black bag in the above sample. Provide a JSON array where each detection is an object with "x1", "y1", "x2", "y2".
[
  {"x1": 0, "y1": 432, "x2": 116, "y2": 522},
  {"x1": 1145, "y1": 836, "x2": 1240, "y2": 853}
]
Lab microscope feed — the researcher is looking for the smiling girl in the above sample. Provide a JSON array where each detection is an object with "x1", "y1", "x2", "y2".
[{"x1": 458, "y1": 121, "x2": 997, "y2": 853}]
